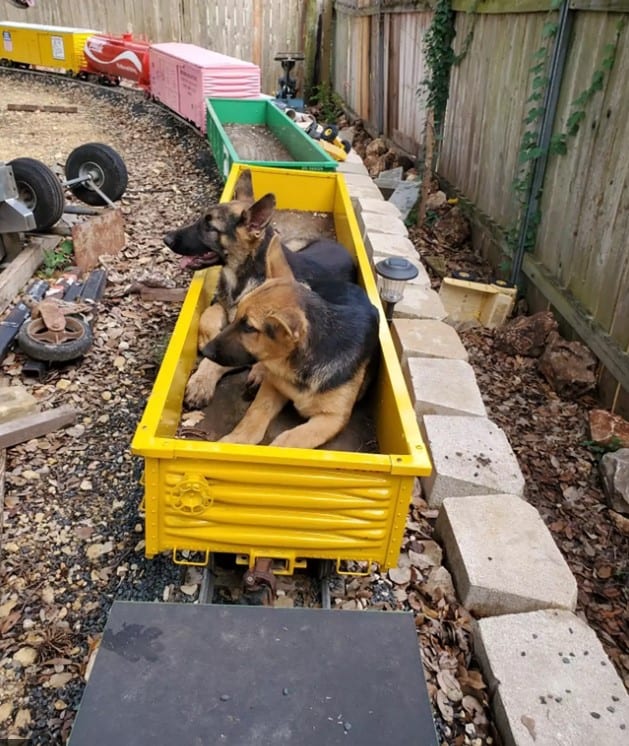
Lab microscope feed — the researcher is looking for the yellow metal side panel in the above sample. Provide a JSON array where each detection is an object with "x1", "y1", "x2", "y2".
[
  {"x1": 0, "y1": 25, "x2": 95, "y2": 71},
  {"x1": 147, "y1": 456, "x2": 407, "y2": 570},
  {"x1": 0, "y1": 24, "x2": 43, "y2": 65}
]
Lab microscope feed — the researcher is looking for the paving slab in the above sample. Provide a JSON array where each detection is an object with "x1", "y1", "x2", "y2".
[
  {"x1": 347, "y1": 183, "x2": 385, "y2": 203},
  {"x1": 355, "y1": 197, "x2": 402, "y2": 218},
  {"x1": 391, "y1": 319, "x2": 469, "y2": 366},
  {"x1": 358, "y1": 211, "x2": 408, "y2": 239},
  {"x1": 337, "y1": 158, "x2": 370, "y2": 175},
  {"x1": 404, "y1": 358, "x2": 486, "y2": 417},
  {"x1": 420, "y1": 415, "x2": 525, "y2": 506},
  {"x1": 474, "y1": 609, "x2": 629, "y2": 745},
  {"x1": 388, "y1": 181, "x2": 420, "y2": 220},
  {"x1": 391, "y1": 284, "x2": 447, "y2": 320},
  {"x1": 364, "y1": 232, "x2": 421, "y2": 268},
  {"x1": 436, "y1": 494, "x2": 577, "y2": 615}
]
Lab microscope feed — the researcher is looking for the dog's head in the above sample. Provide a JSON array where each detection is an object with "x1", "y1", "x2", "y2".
[
  {"x1": 202, "y1": 236, "x2": 308, "y2": 367},
  {"x1": 163, "y1": 170, "x2": 276, "y2": 270}
]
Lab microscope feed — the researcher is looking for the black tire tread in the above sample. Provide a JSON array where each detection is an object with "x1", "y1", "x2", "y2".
[
  {"x1": 64, "y1": 143, "x2": 128, "y2": 206},
  {"x1": 17, "y1": 317, "x2": 93, "y2": 362},
  {"x1": 8, "y1": 157, "x2": 65, "y2": 231}
]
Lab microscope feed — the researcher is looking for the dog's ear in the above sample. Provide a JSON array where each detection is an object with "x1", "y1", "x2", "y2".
[
  {"x1": 265, "y1": 235, "x2": 294, "y2": 280},
  {"x1": 266, "y1": 308, "x2": 305, "y2": 343},
  {"x1": 233, "y1": 169, "x2": 254, "y2": 201},
  {"x1": 242, "y1": 193, "x2": 276, "y2": 236}
]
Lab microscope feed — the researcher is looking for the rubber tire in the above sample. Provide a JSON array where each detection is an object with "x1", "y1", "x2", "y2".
[
  {"x1": 340, "y1": 138, "x2": 352, "y2": 153},
  {"x1": 17, "y1": 316, "x2": 93, "y2": 362},
  {"x1": 64, "y1": 143, "x2": 128, "y2": 206},
  {"x1": 8, "y1": 157, "x2": 65, "y2": 231}
]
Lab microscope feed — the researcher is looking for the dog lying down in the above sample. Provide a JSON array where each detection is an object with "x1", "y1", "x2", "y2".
[
  {"x1": 202, "y1": 235, "x2": 380, "y2": 450},
  {"x1": 162, "y1": 169, "x2": 358, "y2": 407}
]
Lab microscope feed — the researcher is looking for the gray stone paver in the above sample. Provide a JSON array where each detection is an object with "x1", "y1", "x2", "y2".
[
  {"x1": 436, "y1": 494, "x2": 577, "y2": 615},
  {"x1": 474, "y1": 609, "x2": 629, "y2": 745}
]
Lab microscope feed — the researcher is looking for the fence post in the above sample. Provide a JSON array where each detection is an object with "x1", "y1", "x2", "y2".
[{"x1": 510, "y1": 0, "x2": 574, "y2": 286}]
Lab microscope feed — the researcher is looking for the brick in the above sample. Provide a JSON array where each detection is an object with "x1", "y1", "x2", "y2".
[
  {"x1": 405, "y1": 358, "x2": 486, "y2": 417},
  {"x1": 474, "y1": 610, "x2": 629, "y2": 745},
  {"x1": 436, "y1": 494, "x2": 577, "y2": 615},
  {"x1": 391, "y1": 319, "x2": 469, "y2": 366},
  {"x1": 0, "y1": 386, "x2": 38, "y2": 424},
  {"x1": 420, "y1": 415, "x2": 525, "y2": 506},
  {"x1": 347, "y1": 183, "x2": 385, "y2": 203},
  {"x1": 337, "y1": 158, "x2": 370, "y2": 176}
]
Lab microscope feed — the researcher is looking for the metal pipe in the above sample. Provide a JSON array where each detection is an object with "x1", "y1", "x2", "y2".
[{"x1": 510, "y1": 0, "x2": 574, "y2": 286}]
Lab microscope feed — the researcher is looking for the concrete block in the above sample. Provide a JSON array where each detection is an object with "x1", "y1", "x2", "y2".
[
  {"x1": 347, "y1": 183, "x2": 385, "y2": 203},
  {"x1": 364, "y1": 232, "x2": 420, "y2": 267},
  {"x1": 355, "y1": 197, "x2": 401, "y2": 219},
  {"x1": 371, "y1": 252, "x2": 431, "y2": 288},
  {"x1": 391, "y1": 284, "x2": 447, "y2": 320},
  {"x1": 436, "y1": 494, "x2": 577, "y2": 615},
  {"x1": 340, "y1": 171, "x2": 378, "y2": 189},
  {"x1": 474, "y1": 610, "x2": 629, "y2": 745},
  {"x1": 358, "y1": 211, "x2": 408, "y2": 239},
  {"x1": 0, "y1": 386, "x2": 38, "y2": 423},
  {"x1": 391, "y1": 319, "x2": 469, "y2": 366},
  {"x1": 337, "y1": 158, "x2": 370, "y2": 176},
  {"x1": 405, "y1": 358, "x2": 486, "y2": 417},
  {"x1": 388, "y1": 181, "x2": 420, "y2": 220},
  {"x1": 420, "y1": 415, "x2": 525, "y2": 506}
]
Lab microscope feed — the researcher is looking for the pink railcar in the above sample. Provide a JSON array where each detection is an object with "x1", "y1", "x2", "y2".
[{"x1": 148, "y1": 43, "x2": 260, "y2": 133}]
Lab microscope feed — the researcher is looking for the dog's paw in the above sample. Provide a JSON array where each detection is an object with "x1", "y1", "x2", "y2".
[
  {"x1": 184, "y1": 372, "x2": 216, "y2": 408},
  {"x1": 218, "y1": 431, "x2": 243, "y2": 444},
  {"x1": 269, "y1": 430, "x2": 300, "y2": 448},
  {"x1": 244, "y1": 362, "x2": 265, "y2": 400}
]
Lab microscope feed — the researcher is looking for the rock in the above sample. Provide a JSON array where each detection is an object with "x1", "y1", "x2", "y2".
[
  {"x1": 600, "y1": 448, "x2": 629, "y2": 515},
  {"x1": 432, "y1": 206, "x2": 471, "y2": 247},
  {"x1": 426, "y1": 190, "x2": 447, "y2": 210},
  {"x1": 538, "y1": 331, "x2": 597, "y2": 398},
  {"x1": 13, "y1": 647, "x2": 38, "y2": 666},
  {"x1": 365, "y1": 137, "x2": 388, "y2": 157},
  {"x1": 494, "y1": 310, "x2": 558, "y2": 357},
  {"x1": 388, "y1": 566, "x2": 412, "y2": 585},
  {"x1": 588, "y1": 409, "x2": 629, "y2": 448}
]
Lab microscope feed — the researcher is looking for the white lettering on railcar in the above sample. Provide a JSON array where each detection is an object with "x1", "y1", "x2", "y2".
[
  {"x1": 51, "y1": 36, "x2": 65, "y2": 60},
  {"x1": 2, "y1": 31, "x2": 13, "y2": 52}
]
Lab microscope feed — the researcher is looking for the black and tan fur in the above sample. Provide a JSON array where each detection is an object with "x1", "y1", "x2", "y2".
[
  {"x1": 163, "y1": 170, "x2": 356, "y2": 406},
  {"x1": 202, "y1": 236, "x2": 380, "y2": 449}
]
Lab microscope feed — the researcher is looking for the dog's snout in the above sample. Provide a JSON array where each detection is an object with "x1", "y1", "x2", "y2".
[
  {"x1": 163, "y1": 231, "x2": 175, "y2": 248},
  {"x1": 201, "y1": 340, "x2": 218, "y2": 361}
]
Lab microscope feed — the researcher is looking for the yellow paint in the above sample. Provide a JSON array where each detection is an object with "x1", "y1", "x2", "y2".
[
  {"x1": 0, "y1": 22, "x2": 97, "y2": 73},
  {"x1": 132, "y1": 164, "x2": 432, "y2": 573}
]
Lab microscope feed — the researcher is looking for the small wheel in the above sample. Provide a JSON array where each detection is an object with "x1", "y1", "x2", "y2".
[
  {"x1": 451, "y1": 270, "x2": 478, "y2": 282},
  {"x1": 18, "y1": 316, "x2": 93, "y2": 362},
  {"x1": 64, "y1": 143, "x2": 128, "y2": 206},
  {"x1": 340, "y1": 139, "x2": 352, "y2": 153},
  {"x1": 8, "y1": 157, "x2": 65, "y2": 231}
]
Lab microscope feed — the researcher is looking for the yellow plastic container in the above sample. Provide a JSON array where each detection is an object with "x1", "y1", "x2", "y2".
[
  {"x1": 0, "y1": 22, "x2": 97, "y2": 73},
  {"x1": 131, "y1": 164, "x2": 432, "y2": 574}
]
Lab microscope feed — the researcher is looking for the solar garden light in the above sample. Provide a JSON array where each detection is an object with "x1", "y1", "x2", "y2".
[{"x1": 374, "y1": 257, "x2": 418, "y2": 322}]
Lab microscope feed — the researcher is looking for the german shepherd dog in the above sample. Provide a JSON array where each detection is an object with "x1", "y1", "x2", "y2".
[
  {"x1": 163, "y1": 170, "x2": 356, "y2": 406},
  {"x1": 202, "y1": 235, "x2": 380, "y2": 449}
]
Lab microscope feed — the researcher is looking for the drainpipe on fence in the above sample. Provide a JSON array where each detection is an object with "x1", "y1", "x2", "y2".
[{"x1": 510, "y1": 0, "x2": 574, "y2": 287}]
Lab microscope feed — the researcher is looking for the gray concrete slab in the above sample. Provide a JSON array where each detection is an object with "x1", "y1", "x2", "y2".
[
  {"x1": 474, "y1": 609, "x2": 629, "y2": 745},
  {"x1": 358, "y1": 211, "x2": 409, "y2": 239},
  {"x1": 391, "y1": 319, "x2": 469, "y2": 366},
  {"x1": 405, "y1": 358, "x2": 487, "y2": 417},
  {"x1": 390, "y1": 283, "x2": 447, "y2": 320},
  {"x1": 355, "y1": 197, "x2": 402, "y2": 217},
  {"x1": 420, "y1": 415, "x2": 525, "y2": 506},
  {"x1": 436, "y1": 494, "x2": 578, "y2": 615}
]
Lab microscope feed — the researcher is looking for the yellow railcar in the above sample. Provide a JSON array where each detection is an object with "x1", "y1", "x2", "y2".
[
  {"x1": 131, "y1": 164, "x2": 432, "y2": 575},
  {"x1": 0, "y1": 21, "x2": 97, "y2": 73}
]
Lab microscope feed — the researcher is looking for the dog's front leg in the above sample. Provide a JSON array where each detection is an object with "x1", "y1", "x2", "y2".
[
  {"x1": 219, "y1": 380, "x2": 287, "y2": 445},
  {"x1": 270, "y1": 414, "x2": 348, "y2": 450},
  {"x1": 197, "y1": 303, "x2": 226, "y2": 350},
  {"x1": 185, "y1": 303, "x2": 230, "y2": 407}
]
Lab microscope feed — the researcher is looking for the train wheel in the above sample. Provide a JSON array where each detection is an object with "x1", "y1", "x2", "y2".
[
  {"x1": 8, "y1": 157, "x2": 65, "y2": 231},
  {"x1": 17, "y1": 316, "x2": 93, "y2": 362},
  {"x1": 64, "y1": 143, "x2": 128, "y2": 206}
]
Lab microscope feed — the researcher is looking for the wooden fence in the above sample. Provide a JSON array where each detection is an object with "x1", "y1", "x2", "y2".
[{"x1": 1, "y1": 0, "x2": 313, "y2": 96}]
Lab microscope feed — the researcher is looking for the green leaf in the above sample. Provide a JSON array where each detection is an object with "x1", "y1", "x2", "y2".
[
  {"x1": 532, "y1": 75, "x2": 548, "y2": 90},
  {"x1": 590, "y1": 70, "x2": 604, "y2": 92},
  {"x1": 527, "y1": 91, "x2": 543, "y2": 103},
  {"x1": 542, "y1": 22, "x2": 558, "y2": 39},
  {"x1": 549, "y1": 134, "x2": 567, "y2": 155},
  {"x1": 566, "y1": 110, "x2": 585, "y2": 135},
  {"x1": 525, "y1": 107, "x2": 545, "y2": 123}
]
